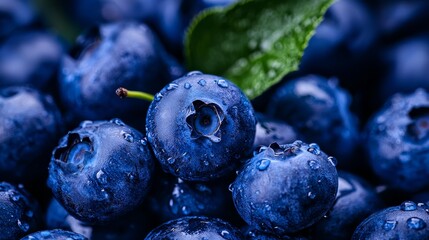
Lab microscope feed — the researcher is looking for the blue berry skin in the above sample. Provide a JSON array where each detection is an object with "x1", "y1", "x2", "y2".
[
  {"x1": 0, "y1": 87, "x2": 63, "y2": 183},
  {"x1": 47, "y1": 119, "x2": 155, "y2": 223},
  {"x1": 266, "y1": 75, "x2": 359, "y2": 168},
  {"x1": 254, "y1": 113, "x2": 298, "y2": 148},
  {"x1": 352, "y1": 201, "x2": 429, "y2": 240},
  {"x1": 0, "y1": 182, "x2": 41, "y2": 240},
  {"x1": 59, "y1": 22, "x2": 171, "y2": 127},
  {"x1": 145, "y1": 216, "x2": 243, "y2": 239},
  {"x1": 146, "y1": 72, "x2": 256, "y2": 181},
  {"x1": 0, "y1": 31, "x2": 64, "y2": 90},
  {"x1": 231, "y1": 141, "x2": 338, "y2": 236},
  {"x1": 21, "y1": 229, "x2": 87, "y2": 240},
  {"x1": 308, "y1": 171, "x2": 384, "y2": 240},
  {"x1": 0, "y1": 0, "x2": 36, "y2": 39},
  {"x1": 244, "y1": 226, "x2": 309, "y2": 240},
  {"x1": 365, "y1": 89, "x2": 429, "y2": 192},
  {"x1": 45, "y1": 198, "x2": 151, "y2": 239},
  {"x1": 148, "y1": 172, "x2": 233, "y2": 223}
]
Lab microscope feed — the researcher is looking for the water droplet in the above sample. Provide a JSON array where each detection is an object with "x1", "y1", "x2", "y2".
[
  {"x1": 308, "y1": 192, "x2": 316, "y2": 199},
  {"x1": 407, "y1": 217, "x2": 426, "y2": 230},
  {"x1": 256, "y1": 159, "x2": 271, "y2": 171},
  {"x1": 228, "y1": 183, "x2": 234, "y2": 192},
  {"x1": 186, "y1": 71, "x2": 203, "y2": 76},
  {"x1": 110, "y1": 118, "x2": 124, "y2": 126},
  {"x1": 181, "y1": 206, "x2": 190, "y2": 215},
  {"x1": 221, "y1": 230, "x2": 230, "y2": 237},
  {"x1": 383, "y1": 220, "x2": 397, "y2": 231},
  {"x1": 264, "y1": 204, "x2": 271, "y2": 211},
  {"x1": 308, "y1": 160, "x2": 320, "y2": 170},
  {"x1": 401, "y1": 201, "x2": 417, "y2": 211},
  {"x1": 255, "y1": 190, "x2": 260, "y2": 195},
  {"x1": 79, "y1": 120, "x2": 93, "y2": 128},
  {"x1": 169, "y1": 199, "x2": 174, "y2": 207},
  {"x1": 293, "y1": 140, "x2": 303, "y2": 147},
  {"x1": 198, "y1": 79, "x2": 207, "y2": 86},
  {"x1": 184, "y1": 82, "x2": 192, "y2": 89},
  {"x1": 166, "y1": 83, "x2": 179, "y2": 91},
  {"x1": 167, "y1": 157, "x2": 176, "y2": 164},
  {"x1": 121, "y1": 131, "x2": 134, "y2": 143},
  {"x1": 10, "y1": 192, "x2": 20, "y2": 202},
  {"x1": 203, "y1": 160, "x2": 209, "y2": 166},
  {"x1": 328, "y1": 156, "x2": 337, "y2": 167},
  {"x1": 154, "y1": 92, "x2": 163, "y2": 101},
  {"x1": 216, "y1": 79, "x2": 229, "y2": 88},
  {"x1": 127, "y1": 173, "x2": 138, "y2": 183},
  {"x1": 96, "y1": 170, "x2": 108, "y2": 184},
  {"x1": 101, "y1": 189, "x2": 109, "y2": 199},
  {"x1": 139, "y1": 139, "x2": 147, "y2": 146},
  {"x1": 17, "y1": 219, "x2": 29, "y2": 232},
  {"x1": 307, "y1": 143, "x2": 320, "y2": 155}
]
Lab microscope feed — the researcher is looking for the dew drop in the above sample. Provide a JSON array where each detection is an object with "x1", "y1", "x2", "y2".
[
  {"x1": 255, "y1": 190, "x2": 260, "y2": 195},
  {"x1": 221, "y1": 230, "x2": 230, "y2": 237},
  {"x1": 79, "y1": 120, "x2": 93, "y2": 128},
  {"x1": 121, "y1": 131, "x2": 134, "y2": 143},
  {"x1": 328, "y1": 156, "x2": 337, "y2": 167},
  {"x1": 401, "y1": 201, "x2": 417, "y2": 211},
  {"x1": 308, "y1": 160, "x2": 320, "y2": 170},
  {"x1": 110, "y1": 118, "x2": 124, "y2": 126},
  {"x1": 307, "y1": 143, "x2": 320, "y2": 155},
  {"x1": 96, "y1": 170, "x2": 108, "y2": 185},
  {"x1": 407, "y1": 217, "x2": 426, "y2": 230},
  {"x1": 216, "y1": 79, "x2": 229, "y2": 88},
  {"x1": 228, "y1": 183, "x2": 234, "y2": 192},
  {"x1": 186, "y1": 71, "x2": 203, "y2": 76},
  {"x1": 264, "y1": 204, "x2": 271, "y2": 211},
  {"x1": 184, "y1": 82, "x2": 192, "y2": 89},
  {"x1": 308, "y1": 192, "x2": 316, "y2": 199},
  {"x1": 203, "y1": 160, "x2": 209, "y2": 166},
  {"x1": 198, "y1": 79, "x2": 207, "y2": 86},
  {"x1": 166, "y1": 83, "x2": 179, "y2": 91},
  {"x1": 181, "y1": 206, "x2": 190, "y2": 215},
  {"x1": 256, "y1": 159, "x2": 271, "y2": 171},
  {"x1": 169, "y1": 199, "x2": 174, "y2": 207},
  {"x1": 167, "y1": 157, "x2": 176, "y2": 164},
  {"x1": 383, "y1": 220, "x2": 397, "y2": 231},
  {"x1": 17, "y1": 219, "x2": 29, "y2": 232},
  {"x1": 139, "y1": 139, "x2": 147, "y2": 146},
  {"x1": 101, "y1": 189, "x2": 109, "y2": 199},
  {"x1": 154, "y1": 92, "x2": 163, "y2": 101}
]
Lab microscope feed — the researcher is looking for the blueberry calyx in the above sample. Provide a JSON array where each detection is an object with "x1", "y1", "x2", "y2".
[
  {"x1": 185, "y1": 100, "x2": 225, "y2": 143},
  {"x1": 53, "y1": 133, "x2": 93, "y2": 169}
]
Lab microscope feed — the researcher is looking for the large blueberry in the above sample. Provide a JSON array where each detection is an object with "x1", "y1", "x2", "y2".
[
  {"x1": 352, "y1": 201, "x2": 429, "y2": 239},
  {"x1": 59, "y1": 22, "x2": 171, "y2": 127},
  {"x1": 0, "y1": 31, "x2": 64, "y2": 90},
  {"x1": 365, "y1": 89, "x2": 429, "y2": 192},
  {"x1": 21, "y1": 229, "x2": 87, "y2": 240},
  {"x1": 146, "y1": 72, "x2": 256, "y2": 181},
  {"x1": 0, "y1": 182, "x2": 41, "y2": 239},
  {"x1": 0, "y1": 87, "x2": 62, "y2": 183},
  {"x1": 47, "y1": 119, "x2": 155, "y2": 223},
  {"x1": 231, "y1": 141, "x2": 338, "y2": 236},
  {"x1": 308, "y1": 171, "x2": 384, "y2": 240},
  {"x1": 145, "y1": 216, "x2": 243, "y2": 239},
  {"x1": 266, "y1": 75, "x2": 359, "y2": 168}
]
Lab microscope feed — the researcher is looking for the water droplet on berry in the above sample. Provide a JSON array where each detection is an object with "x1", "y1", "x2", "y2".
[
  {"x1": 79, "y1": 120, "x2": 93, "y2": 128},
  {"x1": 401, "y1": 201, "x2": 417, "y2": 211},
  {"x1": 308, "y1": 192, "x2": 316, "y2": 199},
  {"x1": 186, "y1": 71, "x2": 203, "y2": 76},
  {"x1": 139, "y1": 139, "x2": 147, "y2": 146},
  {"x1": 198, "y1": 79, "x2": 207, "y2": 86},
  {"x1": 166, "y1": 83, "x2": 178, "y2": 91},
  {"x1": 255, "y1": 190, "x2": 260, "y2": 195},
  {"x1": 167, "y1": 157, "x2": 175, "y2": 164},
  {"x1": 110, "y1": 118, "x2": 124, "y2": 126},
  {"x1": 203, "y1": 160, "x2": 209, "y2": 166},
  {"x1": 96, "y1": 170, "x2": 108, "y2": 184},
  {"x1": 216, "y1": 79, "x2": 229, "y2": 88},
  {"x1": 307, "y1": 143, "x2": 320, "y2": 155},
  {"x1": 101, "y1": 189, "x2": 109, "y2": 199},
  {"x1": 308, "y1": 160, "x2": 320, "y2": 170},
  {"x1": 154, "y1": 92, "x2": 163, "y2": 101},
  {"x1": 17, "y1": 219, "x2": 29, "y2": 232},
  {"x1": 228, "y1": 183, "x2": 234, "y2": 192},
  {"x1": 184, "y1": 82, "x2": 192, "y2": 89},
  {"x1": 221, "y1": 230, "x2": 230, "y2": 238},
  {"x1": 181, "y1": 206, "x2": 190, "y2": 215},
  {"x1": 328, "y1": 156, "x2": 337, "y2": 167},
  {"x1": 256, "y1": 159, "x2": 271, "y2": 171},
  {"x1": 383, "y1": 220, "x2": 397, "y2": 230},
  {"x1": 407, "y1": 217, "x2": 426, "y2": 230},
  {"x1": 121, "y1": 131, "x2": 134, "y2": 143}
]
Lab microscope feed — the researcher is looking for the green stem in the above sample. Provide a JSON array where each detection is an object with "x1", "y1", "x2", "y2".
[{"x1": 116, "y1": 87, "x2": 154, "y2": 102}]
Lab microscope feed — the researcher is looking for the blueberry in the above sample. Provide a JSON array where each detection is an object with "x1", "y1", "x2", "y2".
[
  {"x1": 365, "y1": 89, "x2": 429, "y2": 192},
  {"x1": 148, "y1": 172, "x2": 234, "y2": 223},
  {"x1": 352, "y1": 201, "x2": 429, "y2": 240},
  {"x1": 0, "y1": 182, "x2": 41, "y2": 239},
  {"x1": 146, "y1": 72, "x2": 256, "y2": 181},
  {"x1": 59, "y1": 22, "x2": 171, "y2": 127},
  {"x1": 45, "y1": 198, "x2": 152, "y2": 239},
  {"x1": 47, "y1": 119, "x2": 155, "y2": 223},
  {"x1": 254, "y1": 113, "x2": 298, "y2": 148},
  {"x1": 231, "y1": 141, "x2": 338, "y2": 235},
  {"x1": 266, "y1": 75, "x2": 359, "y2": 168},
  {"x1": 0, "y1": 86, "x2": 63, "y2": 183},
  {"x1": 145, "y1": 216, "x2": 243, "y2": 239},
  {"x1": 243, "y1": 226, "x2": 309, "y2": 240},
  {"x1": 21, "y1": 229, "x2": 87, "y2": 240},
  {"x1": 308, "y1": 171, "x2": 384, "y2": 240},
  {"x1": 0, "y1": 0, "x2": 36, "y2": 39},
  {"x1": 0, "y1": 31, "x2": 64, "y2": 90}
]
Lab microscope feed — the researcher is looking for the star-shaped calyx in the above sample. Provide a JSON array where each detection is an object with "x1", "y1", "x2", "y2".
[{"x1": 186, "y1": 100, "x2": 225, "y2": 143}]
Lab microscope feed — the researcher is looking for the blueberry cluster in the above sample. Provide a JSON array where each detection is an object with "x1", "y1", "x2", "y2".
[{"x1": 2, "y1": 0, "x2": 429, "y2": 239}]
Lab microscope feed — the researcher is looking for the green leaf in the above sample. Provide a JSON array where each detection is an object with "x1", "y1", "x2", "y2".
[{"x1": 185, "y1": 0, "x2": 334, "y2": 99}]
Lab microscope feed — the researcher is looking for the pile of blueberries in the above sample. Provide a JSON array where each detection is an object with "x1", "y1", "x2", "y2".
[{"x1": 2, "y1": 0, "x2": 429, "y2": 239}]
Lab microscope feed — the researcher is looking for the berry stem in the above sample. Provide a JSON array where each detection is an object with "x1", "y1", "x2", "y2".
[{"x1": 116, "y1": 87, "x2": 154, "y2": 102}]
